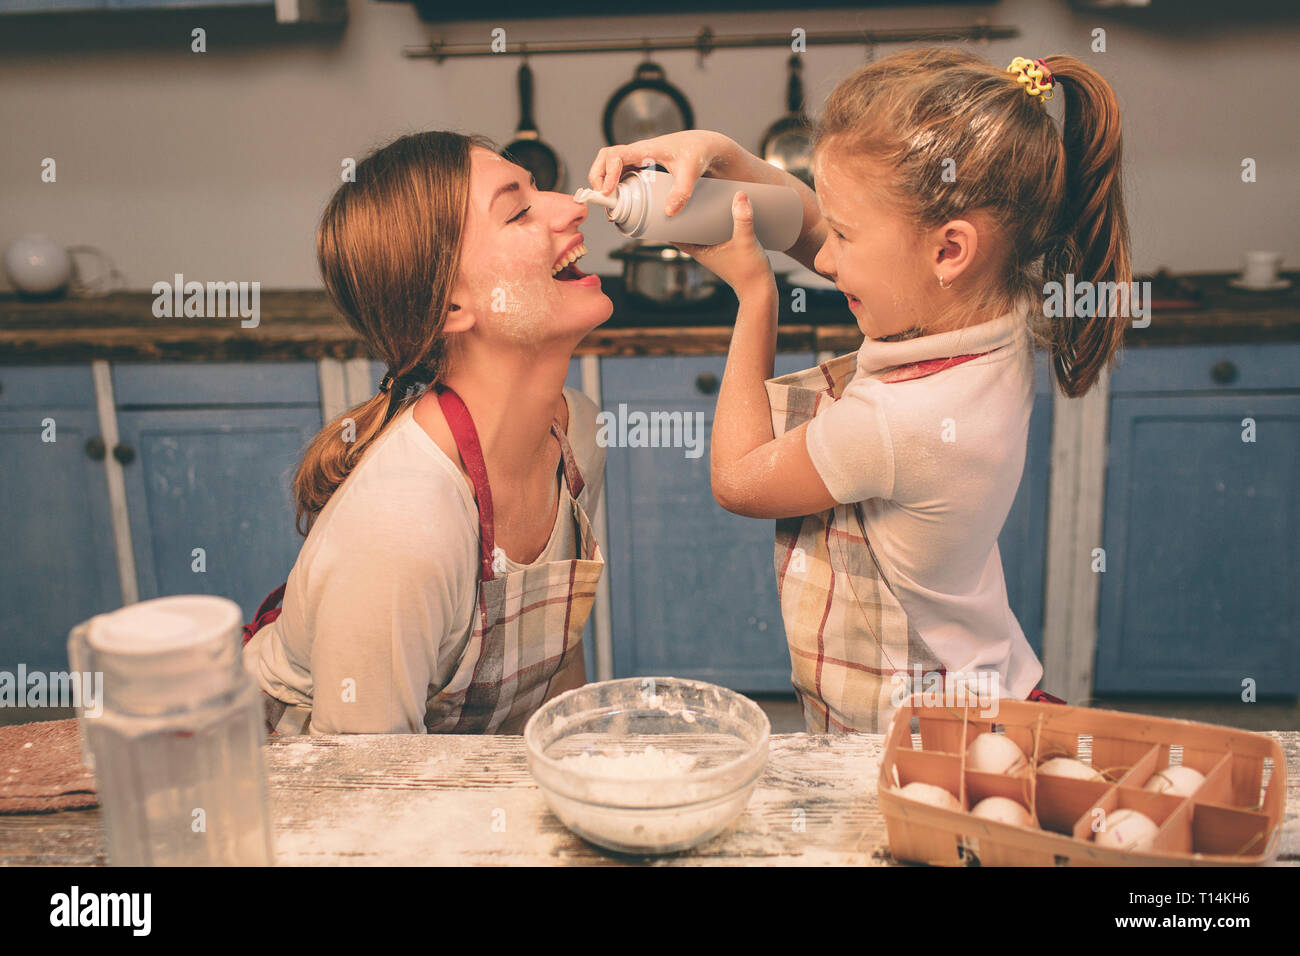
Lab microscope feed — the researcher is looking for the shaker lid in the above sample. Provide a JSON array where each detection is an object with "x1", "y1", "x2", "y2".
[{"x1": 88, "y1": 595, "x2": 242, "y2": 657}]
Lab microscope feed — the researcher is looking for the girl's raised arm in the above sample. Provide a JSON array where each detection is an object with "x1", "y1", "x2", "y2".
[{"x1": 681, "y1": 192, "x2": 838, "y2": 520}]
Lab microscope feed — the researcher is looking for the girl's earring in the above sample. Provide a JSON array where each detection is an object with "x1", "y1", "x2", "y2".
[{"x1": 937, "y1": 274, "x2": 949, "y2": 290}]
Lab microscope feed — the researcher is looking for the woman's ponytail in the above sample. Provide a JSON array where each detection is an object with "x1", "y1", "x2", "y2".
[
  {"x1": 293, "y1": 391, "x2": 395, "y2": 536},
  {"x1": 1040, "y1": 55, "x2": 1132, "y2": 398},
  {"x1": 291, "y1": 131, "x2": 496, "y2": 536}
]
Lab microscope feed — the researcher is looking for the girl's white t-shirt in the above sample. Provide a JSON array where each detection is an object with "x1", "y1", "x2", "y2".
[
  {"x1": 242, "y1": 388, "x2": 605, "y2": 735},
  {"x1": 803, "y1": 308, "x2": 1043, "y2": 700}
]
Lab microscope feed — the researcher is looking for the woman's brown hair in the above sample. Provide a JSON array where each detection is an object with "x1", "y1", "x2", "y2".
[
  {"x1": 815, "y1": 48, "x2": 1131, "y2": 397},
  {"x1": 292, "y1": 130, "x2": 498, "y2": 535}
]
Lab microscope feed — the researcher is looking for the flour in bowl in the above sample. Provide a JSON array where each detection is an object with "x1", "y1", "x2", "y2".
[{"x1": 558, "y1": 744, "x2": 697, "y2": 778}]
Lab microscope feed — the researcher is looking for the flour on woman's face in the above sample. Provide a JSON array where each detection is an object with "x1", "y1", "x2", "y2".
[{"x1": 454, "y1": 149, "x2": 612, "y2": 348}]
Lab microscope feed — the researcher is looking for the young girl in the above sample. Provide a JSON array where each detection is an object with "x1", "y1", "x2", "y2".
[
  {"x1": 243, "y1": 131, "x2": 612, "y2": 734},
  {"x1": 588, "y1": 50, "x2": 1130, "y2": 731}
]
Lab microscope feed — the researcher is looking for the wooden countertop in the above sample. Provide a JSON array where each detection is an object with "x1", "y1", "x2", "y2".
[
  {"x1": 2, "y1": 272, "x2": 1297, "y2": 363},
  {"x1": 3, "y1": 730, "x2": 1296, "y2": 866}
]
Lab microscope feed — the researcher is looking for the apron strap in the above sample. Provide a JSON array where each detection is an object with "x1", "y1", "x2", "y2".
[
  {"x1": 436, "y1": 385, "x2": 498, "y2": 582},
  {"x1": 550, "y1": 417, "x2": 586, "y2": 500}
]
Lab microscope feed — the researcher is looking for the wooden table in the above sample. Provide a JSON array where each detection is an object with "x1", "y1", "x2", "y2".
[{"x1": 3, "y1": 732, "x2": 1297, "y2": 866}]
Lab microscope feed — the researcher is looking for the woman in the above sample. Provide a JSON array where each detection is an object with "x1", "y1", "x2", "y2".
[{"x1": 243, "y1": 131, "x2": 612, "y2": 735}]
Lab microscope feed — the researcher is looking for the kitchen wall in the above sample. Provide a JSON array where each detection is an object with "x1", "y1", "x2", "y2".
[{"x1": 1, "y1": 0, "x2": 1297, "y2": 292}]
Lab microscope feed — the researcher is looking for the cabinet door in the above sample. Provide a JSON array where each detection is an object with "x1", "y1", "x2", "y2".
[
  {"x1": 996, "y1": 350, "x2": 1053, "y2": 658},
  {"x1": 601, "y1": 354, "x2": 814, "y2": 692},
  {"x1": 112, "y1": 363, "x2": 322, "y2": 621},
  {"x1": 1095, "y1": 391, "x2": 1299, "y2": 694},
  {"x1": 0, "y1": 367, "x2": 120, "y2": 672},
  {"x1": 114, "y1": 406, "x2": 322, "y2": 620}
]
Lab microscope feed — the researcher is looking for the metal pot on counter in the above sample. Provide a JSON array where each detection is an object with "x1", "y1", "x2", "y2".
[{"x1": 609, "y1": 241, "x2": 724, "y2": 309}]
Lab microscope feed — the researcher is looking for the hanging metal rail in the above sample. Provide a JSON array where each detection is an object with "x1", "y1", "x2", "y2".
[{"x1": 403, "y1": 23, "x2": 1019, "y2": 62}]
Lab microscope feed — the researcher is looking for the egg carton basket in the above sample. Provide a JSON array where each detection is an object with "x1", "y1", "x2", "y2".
[{"x1": 877, "y1": 696, "x2": 1287, "y2": 866}]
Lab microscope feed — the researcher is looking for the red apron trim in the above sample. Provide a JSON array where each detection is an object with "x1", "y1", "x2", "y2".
[
  {"x1": 436, "y1": 385, "x2": 499, "y2": 583},
  {"x1": 241, "y1": 582, "x2": 286, "y2": 646},
  {"x1": 875, "y1": 350, "x2": 993, "y2": 384},
  {"x1": 1027, "y1": 688, "x2": 1066, "y2": 704}
]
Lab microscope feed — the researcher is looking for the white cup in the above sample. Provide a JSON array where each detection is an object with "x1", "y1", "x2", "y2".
[{"x1": 1241, "y1": 251, "x2": 1283, "y2": 287}]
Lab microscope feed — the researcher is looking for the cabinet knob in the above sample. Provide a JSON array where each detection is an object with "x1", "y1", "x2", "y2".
[
  {"x1": 112, "y1": 443, "x2": 136, "y2": 465},
  {"x1": 1210, "y1": 360, "x2": 1238, "y2": 385},
  {"x1": 695, "y1": 372, "x2": 719, "y2": 394},
  {"x1": 85, "y1": 436, "x2": 106, "y2": 460}
]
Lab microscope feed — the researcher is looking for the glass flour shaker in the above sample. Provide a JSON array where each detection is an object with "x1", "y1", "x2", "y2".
[{"x1": 68, "y1": 595, "x2": 273, "y2": 866}]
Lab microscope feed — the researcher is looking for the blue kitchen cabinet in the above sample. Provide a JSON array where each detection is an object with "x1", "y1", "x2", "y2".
[
  {"x1": 997, "y1": 349, "x2": 1054, "y2": 659},
  {"x1": 111, "y1": 362, "x2": 322, "y2": 622},
  {"x1": 0, "y1": 365, "x2": 121, "y2": 672},
  {"x1": 601, "y1": 353, "x2": 814, "y2": 692},
  {"x1": 1094, "y1": 344, "x2": 1300, "y2": 696}
]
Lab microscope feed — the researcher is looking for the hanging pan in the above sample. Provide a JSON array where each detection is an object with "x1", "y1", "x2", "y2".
[
  {"x1": 505, "y1": 59, "x2": 563, "y2": 191},
  {"x1": 759, "y1": 55, "x2": 814, "y2": 189},
  {"x1": 603, "y1": 58, "x2": 694, "y2": 146}
]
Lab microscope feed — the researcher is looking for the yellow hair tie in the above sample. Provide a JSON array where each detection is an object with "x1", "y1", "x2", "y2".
[{"x1": 1007, "y1": 56, "x2": 1055, "y2": 102}]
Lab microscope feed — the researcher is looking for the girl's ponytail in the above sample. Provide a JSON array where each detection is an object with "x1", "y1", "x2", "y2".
[{"x1": 1040, "y1": 55, "x2": 1132, "y2": 398}]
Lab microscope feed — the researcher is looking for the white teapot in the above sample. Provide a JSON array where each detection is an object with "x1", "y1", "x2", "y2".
[{"x1": 4, "y1": 234, "x2": 73, "y2": 297}]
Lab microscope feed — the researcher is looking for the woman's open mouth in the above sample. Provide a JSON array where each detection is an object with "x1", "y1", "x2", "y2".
[{"x1": 551, "y1": 243, "x2": 599, "y2": 286}]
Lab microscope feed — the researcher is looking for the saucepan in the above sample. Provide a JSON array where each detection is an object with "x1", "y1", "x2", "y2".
[{"x1": 609, "y1": 241, "x2": 724, "y2": 309}]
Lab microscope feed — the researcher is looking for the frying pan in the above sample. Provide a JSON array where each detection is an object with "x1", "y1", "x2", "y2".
[
  {"x1": 759, "y1": 55, "x2": 814, "y2": 189},
  {"x1": 505, "y1": 61, "x2": 563, "y2": 192},
  {"x1": 603, "y1": 60, "x2": 694, "y2": 146}
]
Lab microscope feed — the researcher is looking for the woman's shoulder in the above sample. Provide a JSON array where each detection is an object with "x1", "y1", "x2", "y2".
[
  {"x1": 562, "y1": 386, "x2": 606, "y2": 508},
  {"x1": 315, "y1": 412, "x2": 479, "y2": 551},
  {"x1": 562, "y1": 386, "x2": 606, "y2": 472}
]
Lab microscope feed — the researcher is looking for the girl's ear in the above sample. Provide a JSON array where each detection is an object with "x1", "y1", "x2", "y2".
[{"x1": 933, "y1": 219, "x2": 979, "y2": 283}]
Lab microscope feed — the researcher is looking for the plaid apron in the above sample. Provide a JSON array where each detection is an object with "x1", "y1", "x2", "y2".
[
  {"x1": 765, "y1": 351, "x2": 992, "y2": 734},
  {"x1": 422, "y1": 385, "x2": 603, "y2": 734},
  {"x1": 244, "y1": 385, "x2": 603, "y2": 735}
]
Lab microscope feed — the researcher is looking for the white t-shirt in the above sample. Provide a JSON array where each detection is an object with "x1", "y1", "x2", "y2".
[
  {"x1": 803, "y1": 308, "x2": 1043, "y2": 699},
  {"x1": 243, "y1": 387, "x2": 605, "y2": 734}
]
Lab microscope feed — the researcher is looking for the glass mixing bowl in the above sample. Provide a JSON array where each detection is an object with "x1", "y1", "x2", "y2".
[{"x1": 524, "y1": 677, "x2": 770, "y2": 855}]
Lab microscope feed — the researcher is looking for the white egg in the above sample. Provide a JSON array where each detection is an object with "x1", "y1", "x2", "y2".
[
  {"x1": 1143, "y1": 765, "x2": 1205, "y2": 797},
  {"x1": 970, "y1": 796, "x2": 1035, "y2": 827},
  {"x1": 965, "y1": 733, "x2": 1028, "y2": 775},
  {"x1": 896, "y1": 782, "x2": 961, "y2": 812},
  {"x1": 1038, "y1": 757, "x2": 1105, "y2": 782},
  {"x1": 1093, "y1": 808, "x2": 1160, "y2": 852}
]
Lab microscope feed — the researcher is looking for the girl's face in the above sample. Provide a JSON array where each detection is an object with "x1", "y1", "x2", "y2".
[
  {"x1": 812, "y1": 147, "x2": 936, "y2": 340},
  {"x1": 453, "y1": 147, "x2": 612, "y2": 345}
]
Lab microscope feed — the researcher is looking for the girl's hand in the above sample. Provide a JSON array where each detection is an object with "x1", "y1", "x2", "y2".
[
  {"x1": 676, "y1": 192, "x2": 775, "y2": 298},
  {"x1": 587, "y1": 131, "x2": 742, "y2": 217}
]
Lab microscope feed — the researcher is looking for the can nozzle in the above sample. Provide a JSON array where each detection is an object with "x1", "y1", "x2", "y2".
[{"x1": 573, "y1": 187, "x2": 618, "y2": 212}]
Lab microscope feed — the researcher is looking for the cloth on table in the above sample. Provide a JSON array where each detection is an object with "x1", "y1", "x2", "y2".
[{"x1": 0, "y1": 719, "x2": 97, "y2": 813}]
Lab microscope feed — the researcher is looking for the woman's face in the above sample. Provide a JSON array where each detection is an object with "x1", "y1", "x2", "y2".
[
  {"x1": 452, "y1": 147, "x2": 612, "y2": 345},
  {"x1": 811, "y1": 147, "x2": 935, "y2": 340}
]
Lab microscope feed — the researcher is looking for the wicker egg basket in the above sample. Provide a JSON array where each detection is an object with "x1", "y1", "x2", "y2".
[{"x1": 877, "y1": 696, "x2": 1287, "y2": 866}]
